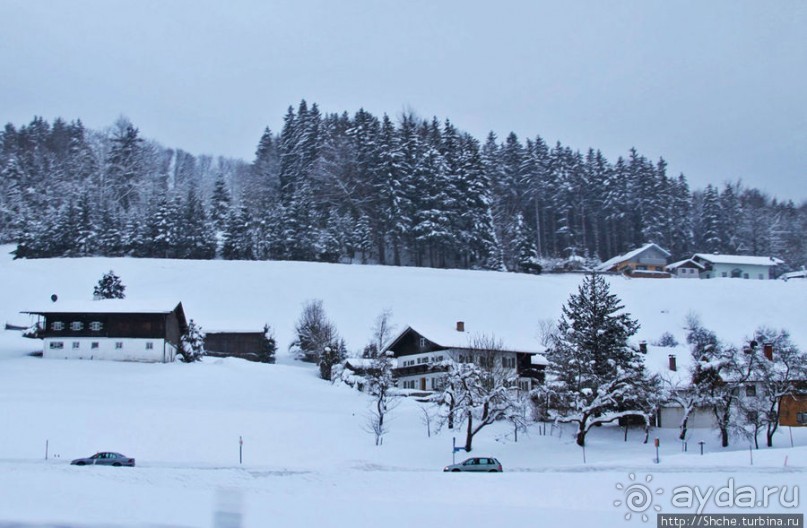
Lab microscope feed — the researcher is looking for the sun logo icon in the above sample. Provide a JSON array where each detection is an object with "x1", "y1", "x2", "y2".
[{"x1": 613, "y1": 473, "x2": 664, "y2": 522}]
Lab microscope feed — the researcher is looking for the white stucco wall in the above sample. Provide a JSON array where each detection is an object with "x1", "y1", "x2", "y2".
[
  {"x1": 701, "y1": 263, "x2": 772, "y2": 280},
  {"x1": 43, "y1": 337, "x2": 176, "y2": 363},
  {"x1": 674, "y1": 267, "x2": 701, "y2": 279}
]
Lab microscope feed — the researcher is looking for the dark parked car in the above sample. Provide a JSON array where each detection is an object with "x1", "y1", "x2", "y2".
[
  {"x1": 71, "y1": 452, "x2": 135, "y2": 467},
  {"x1": 443, "y1": 457, "x2": 502, "y2": 472}
]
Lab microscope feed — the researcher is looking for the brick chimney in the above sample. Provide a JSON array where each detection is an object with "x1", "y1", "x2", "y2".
[
  {"x1": 763, "y1": 343, "x2": 773, "y2": 361},
  {"x1": 456, "y1": 321, "x2": 465, "y2": 332},
  {"x1": 668, "y1": 354, "x2": 677, "y2": 371}
]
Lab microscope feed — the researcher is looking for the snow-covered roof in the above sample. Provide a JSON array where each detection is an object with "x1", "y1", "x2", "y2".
[
  {"x1": 595, "y1": 243, "x2": 670, "y2": 272},
  {"x1": 22, "y1": 299, "x2": 183, "y2": 315},
  {"x1": 666, "y1": 259, "x2": 705, "y2": 271},
  {"x1": 344, "y1": 357, "x2": 399, "y2": 370},
  {"x1": 780, "y1": 270, "x2": 807, "y2": 280},
  {"x1": 204, "y1": 329, "x2": 265, "y2": 334},
  {"x1": 693, "y1": 254, "x2": 783, "y2": 267}
]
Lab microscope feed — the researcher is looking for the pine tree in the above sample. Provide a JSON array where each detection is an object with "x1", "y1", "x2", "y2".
[
  {"x1": 105, "y1": 120, "x2": 144, "y2": 212},
  {"x1": 179, "y1": 319, "x2": 206, "y2": 362},
  {"x1": 698, "y1": 185, "x2": 722, "y2": 253},
  {"x1": 209, "y1": 173, "x2": 231, "y2": 234},
  {"x1": 538, "y1": 273, "x2": 652, "y2": 446},
  {"x1": 512, "y1": 212, "x2": 540, "y2": 273},
  {"x1": 261, "y1": 324, "x2": 278, "y2": 364},
  {"x1": 221, "y1": 202, "x2": 254, "y2": 260},
  {"x1": 93, "y1": 270, "x2": 126, "y2": 300}
]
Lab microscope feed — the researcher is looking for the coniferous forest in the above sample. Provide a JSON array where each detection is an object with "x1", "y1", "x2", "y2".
[{"x1": 1, "y1": 101, "x2": 805, "y2": 272}]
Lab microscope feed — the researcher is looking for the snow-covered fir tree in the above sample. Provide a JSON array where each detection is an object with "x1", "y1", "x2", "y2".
[
  {"x1": 536, "y1": 273, "x2": 655, "y2": 447},
  {"x1": 179, "y1": 319, "x2": 206, "y2": 362},
  {"x1": 93, "y1": 270, "x2": 126, "y2": 300}
]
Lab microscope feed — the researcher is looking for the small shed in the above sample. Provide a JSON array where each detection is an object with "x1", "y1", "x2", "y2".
[{"x1": 204, "y1": 330, "x2": 273, "y2": 363}]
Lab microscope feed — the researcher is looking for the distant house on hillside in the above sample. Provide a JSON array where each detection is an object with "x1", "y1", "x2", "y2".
[
  {"x1": 596, "y1": 243, "x2": 671, "y2": 277},
  {"x1": 382, "y1": 321, "x2": 546, "y2": 393},
  {"x1": 22, "y1": 300, "x2": 187, "y2": 363},
  {"x1": 204, "y1": 330, "x2": 273, "y2": 363},
  {"x1": 691, "y1": 254, "x2": 783, "y2": 280},
  {"x1": 665, "y1": 258, "x2": 705, "y2": 279}
]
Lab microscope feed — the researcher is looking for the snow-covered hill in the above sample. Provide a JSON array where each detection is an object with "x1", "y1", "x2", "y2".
[
  {"x1": 2, "y1": 245, "x2": 806, "y2": 359},
  {"x1": 0, "y1": 248, "x2": 804, "y2": 527}
]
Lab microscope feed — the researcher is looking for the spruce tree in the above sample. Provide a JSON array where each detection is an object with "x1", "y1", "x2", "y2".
[
  {"x1": 93, "y1": 270, "x2": 126, "y2": 300},
  {"x1": 179, "y1": 319, "x2": 206, "y2": 362},
  {"x1": 540, "y1": 273, "x2": 652, "y2": 446}
]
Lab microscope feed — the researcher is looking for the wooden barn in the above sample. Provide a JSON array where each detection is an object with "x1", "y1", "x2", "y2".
[{"x1": 204, "y1": 330, "x2": 273, "y2": 363}]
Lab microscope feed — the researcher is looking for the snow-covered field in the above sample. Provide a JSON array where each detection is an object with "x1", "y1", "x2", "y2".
[{"x1": 0, "y1": 247, "x2": 804, "y2": 527}]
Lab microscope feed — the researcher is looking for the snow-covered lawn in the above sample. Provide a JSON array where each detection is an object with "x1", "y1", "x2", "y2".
[{"x1": 0, "y1": 248, "x2": 804, "y2": 526}]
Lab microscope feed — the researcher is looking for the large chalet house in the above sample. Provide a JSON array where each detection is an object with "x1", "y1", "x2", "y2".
[
  {"x1": 23, "y1": 300, "x2": 187, "y2": 363},
  {"x1": 595, "y1": 243, "x2": 671, "y2": 277},
  {"x1": 382, "y1": 322, "x2": 547, "y2": 393}
]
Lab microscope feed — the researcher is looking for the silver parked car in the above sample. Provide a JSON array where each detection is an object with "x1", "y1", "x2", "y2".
[
  {"x1": 443, "y1": 457, "x2": 502, "y2": 472},
  {"x1": 71, "y1": 452, "x2": 135, "y2": 467}
]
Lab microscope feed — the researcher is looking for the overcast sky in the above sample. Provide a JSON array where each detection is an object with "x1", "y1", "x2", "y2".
[{"x1": 1, "y1": 1, "x2": 805, "y2": 199}]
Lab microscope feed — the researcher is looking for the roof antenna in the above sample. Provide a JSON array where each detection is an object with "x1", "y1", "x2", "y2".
[{"x1": 50, "y1": 294, "x2": 58, "y2": 303}]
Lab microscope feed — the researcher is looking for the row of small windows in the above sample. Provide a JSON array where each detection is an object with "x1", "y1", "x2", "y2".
[
  {"x1": 403, "y1": 354, "x2": 517, "y2": 369},
  {"x1": 50, "y1": 321, "x2": 103, "y2": 332},
  {"x1": 49, "y1": 341, "x2": 155, "y2": 350},
  {"x1": 402, "y1": 376, "x2": 531, "y2": 392}
]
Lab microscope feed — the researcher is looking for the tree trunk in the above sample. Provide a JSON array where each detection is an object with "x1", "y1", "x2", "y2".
[
  {"x1": 679, "y1": 416, "x2": 688, "y2": 441},
  {"x1": 576, "y1": 428, "x2": 586, "y2": 447},
  {"x1": 766, "y1": 420, "x2": 778, "y2": 448},
  {"x1": 464, "y1": 413, "x2": 474, "y2": 452},
  {"x1": 576, "y1": 416, "x2": 588, "y2": 447}
]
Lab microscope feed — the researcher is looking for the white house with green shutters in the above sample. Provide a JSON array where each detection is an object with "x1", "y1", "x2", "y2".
[{"x1": 691, "y1": 254, "x2": 783, "y2": 280}]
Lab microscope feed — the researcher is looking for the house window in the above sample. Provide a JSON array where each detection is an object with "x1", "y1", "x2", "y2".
[
  {"x1": 91, "y1": 342, "x2": 99, "y2": 349},
  {"x1": 743, "y1": 273, "x2": 749, "y2": 279},
  {"x1": 518, "y1": 380, "x2": 531, "y2": 392},
  {"x1": 70, "y1": 321, "x2": 84, "y2": 331},
  {"x1": 49, "y1": 341, "x2": 64, "y2": 349},
  {"x1": 115, "y1": 342, "x2": 123, "y2": 349},
  {"x1": 745, "y1": 385, "x2": 757, "y2": 397},
  {"x1": 721, "y1": 272, "x2": 727, "y2": 278},
  {"x1": 51, "y1": 321, "x2": 64, "y2": 331},
  {"x1": 89, "y1": 321, "x2": 103, "y2": 331},
  {"x1": 501, "y1": 356, "x2": 516, "y2": 369},
  {"x1": 418, "y1": 337, "x2": 427, "y2": 350},
  {"x1": 72, "y1": 342, "x2": 80, "y2": 349},
  {"x1": 798, "y1": 413, "x2": 807, "y2": 425},
  {"x1": 146, "y1": 342, "x2": 154, "y2": 350}
]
